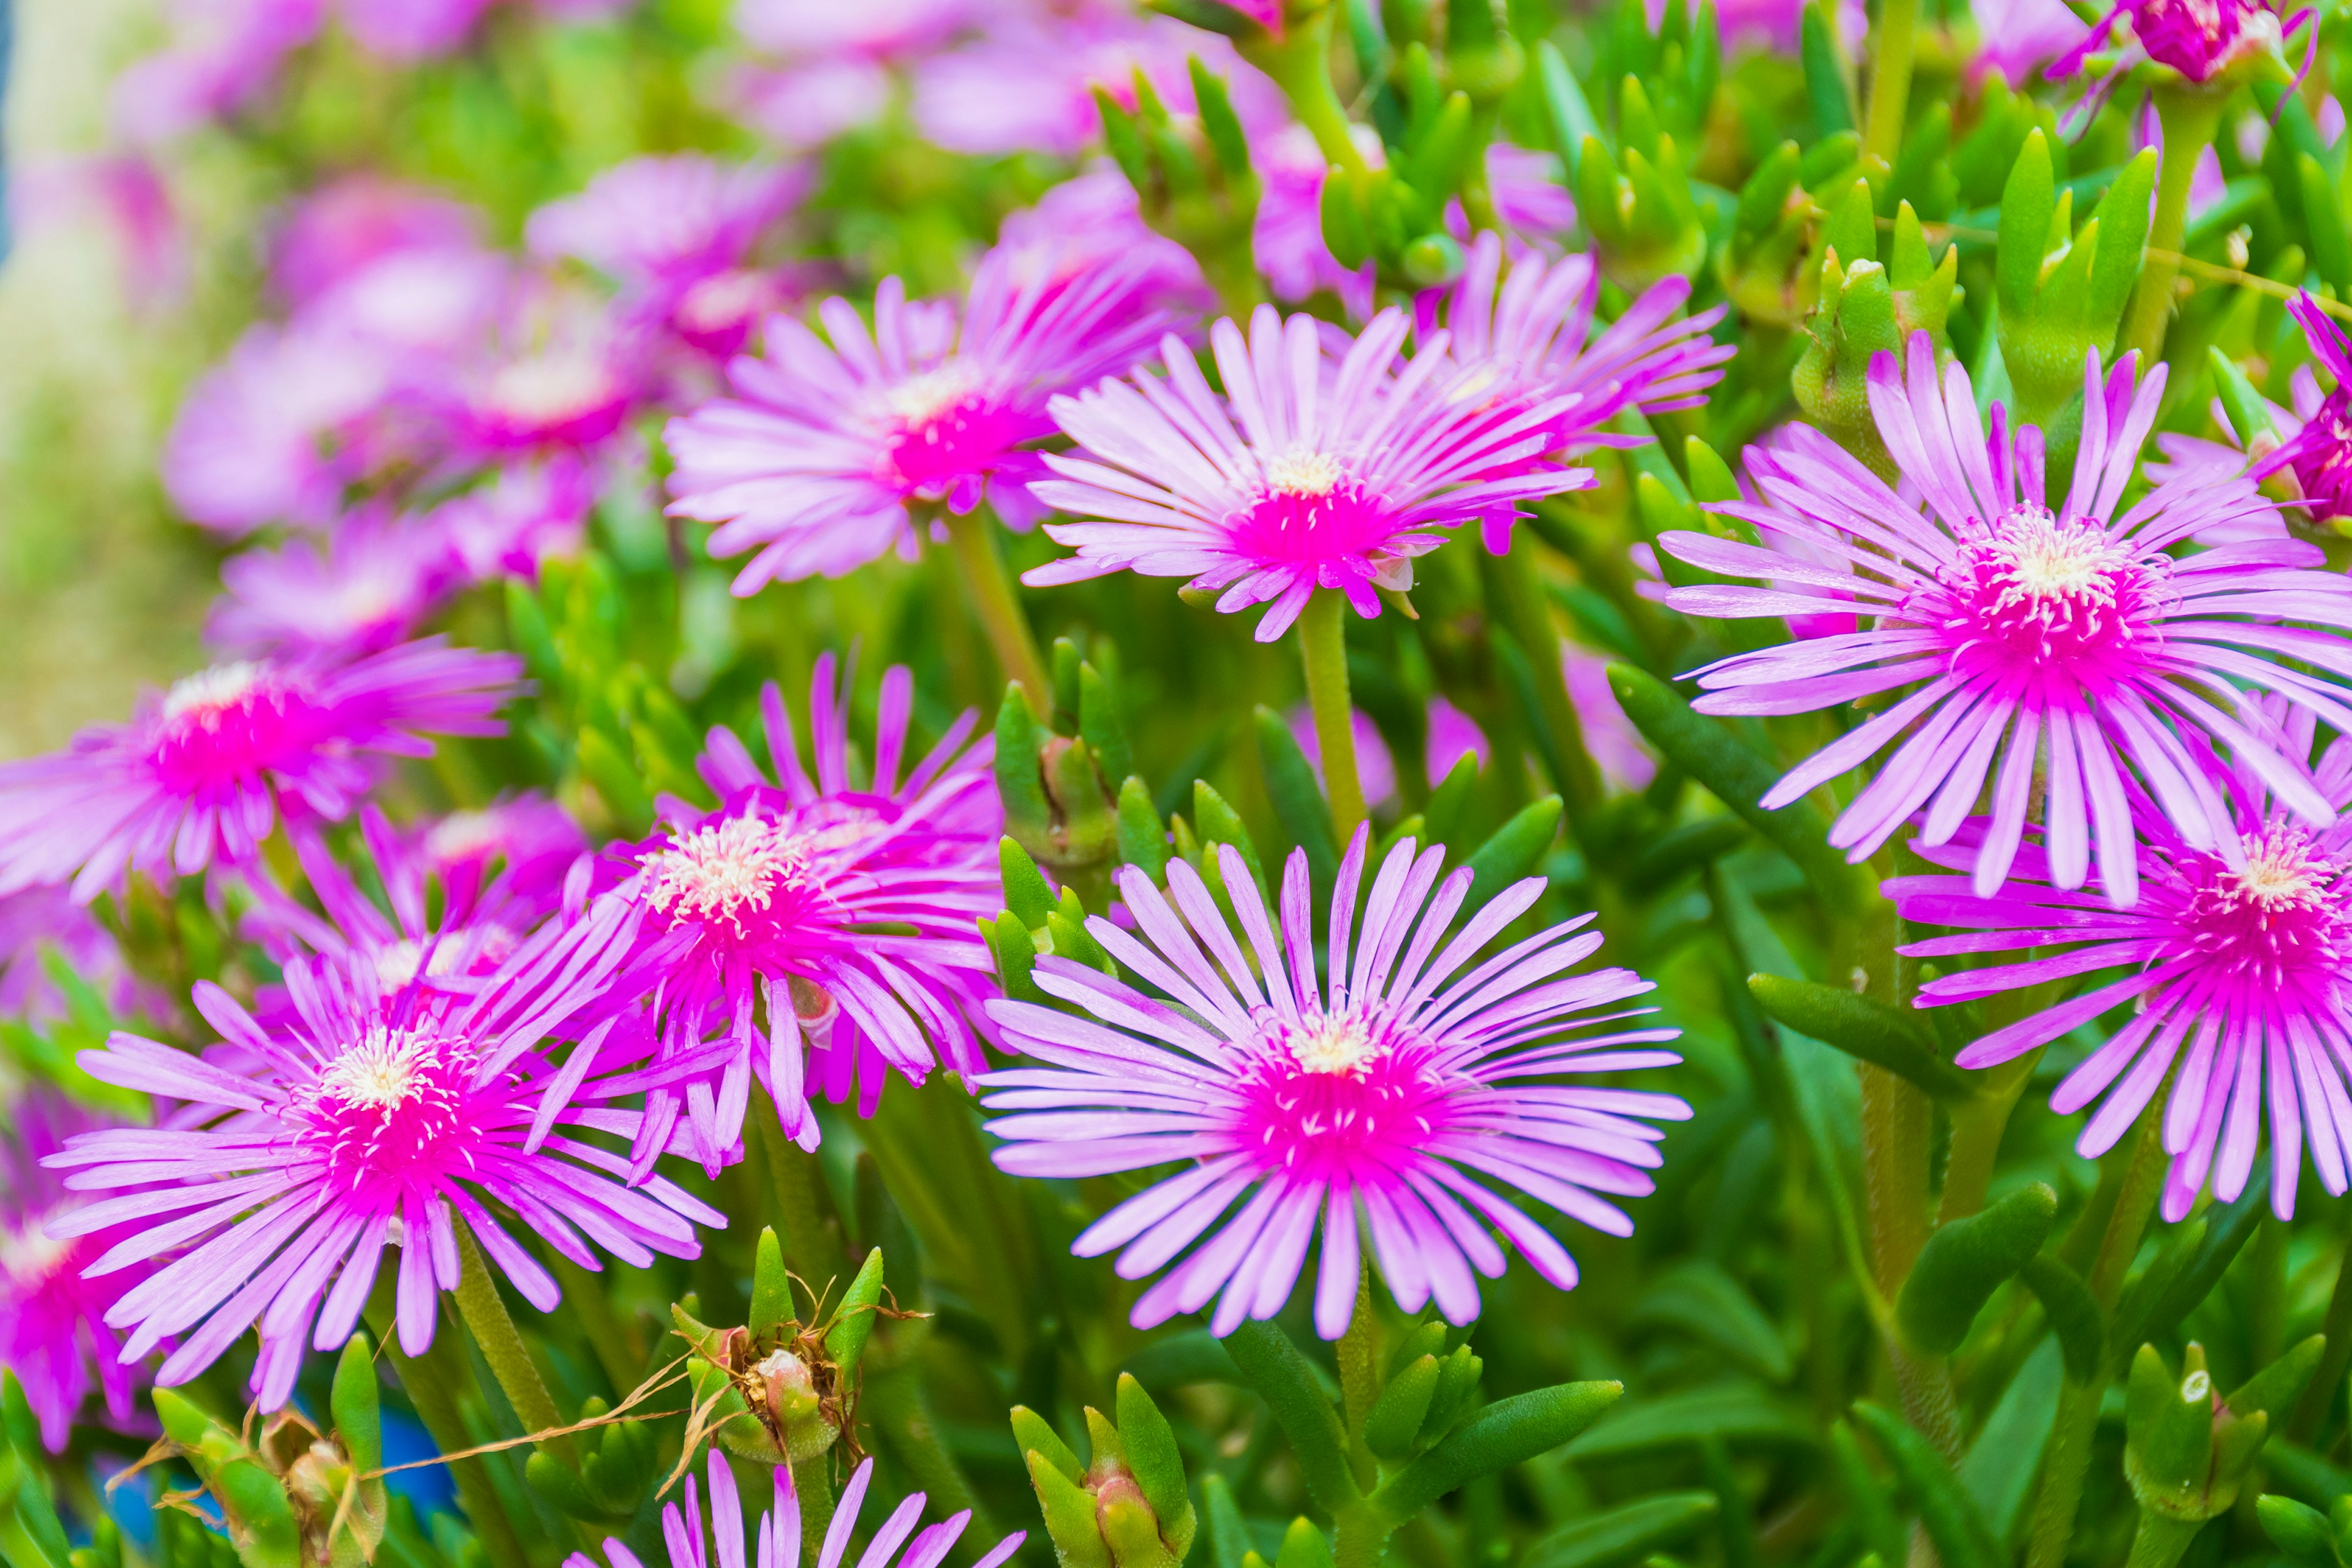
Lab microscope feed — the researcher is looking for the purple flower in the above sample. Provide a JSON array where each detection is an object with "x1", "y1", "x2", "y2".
[
  {"x1": 2251, "y1": 294, "x2": 2352, "y2": 526},
  {"x1": 1894, "y1": 702, "x2": 2352, "y2": 1221},
  {"x1": 1658, "y1": 331, "x2": 2352, "y2": 908},
  {"x1": 1251, "y1": 124, "x2": 1381, "y2": 316},
  {"x1": 0, "y1": 640, "x2": 523, "y2": 899},
  {"x1": 431, "y1": 458, "x2": 598, "y2": 584},
  {"x1": 208, "y1": 503, "x2": 456, "y2": 657},
  {"x1": 1970, "y1": 0, "x2": 2094, "y2": 83},
  {"x1": 108, "y1": 0, "x2": 325, "y2": 145},
  {"x1": 1025, "y1": 305, "x2": 1596, "y2": 641},
  {"x1": 601, "y1": 658, "x2": 999, "y2": 1172},
  {"x1": 981, "y1": 828, "x2": 1688, "y2": 1338},
  {"x1": 0, "y1": 886, "x2": 147, "y2": 1023},
  {"x1": 268, "y1": 176, "x2": 482, "y2": 309},
  {"x1": 565, "y1": 1448, "x2": 1023, "y2": 1568},
  {"x1": 0, "y1": 1093, "x2": 153, "y2": 1450},
  {"x1": 45, "y1": 899, "x2": 723, "y2": 1409},
  {"x1": 665, "y1": 235, "x2": 1197, "y2": 590}
]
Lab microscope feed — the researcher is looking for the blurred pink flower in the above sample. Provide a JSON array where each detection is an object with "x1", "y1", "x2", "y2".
[
  {"x1": 0, "y1": 888, "x2": 146, "y2": 1024},
  {"x1": 1289, "y1": 706, "x2": 1400, "y2": 809},
  {"x1": 733, "y1": 57, "x2": 895, "y2": 148},
  {"x1": 733, "y1": 0, "x2": 978, "y2": 59},
  {"x1": 1425, "y1": 695, "x2": 1491, "y2": 779},
  {"x1": 208, "y1": 503, "x2": 456, "y2": 657},
  {"x1": 1970, "y1": 0, "x2": 2092, "y2": 81},
  {"x1": 431, "y1": 458, "x2": 599, "y2": 581},
  {"x1": 109, "y1": 0, "x2": 325, "y2": 145},
  {"x1": 269, "y1": 176, "x2": 483, "y2": 309},
  {"x1": 1562, "y1": 649, "x2": 1657, "y2": 792}
]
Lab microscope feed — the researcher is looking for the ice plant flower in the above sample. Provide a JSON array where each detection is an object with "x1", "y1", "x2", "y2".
[
  {"x1": 2052, "y1": 0, "x2": 2300, "y2": 85},
  {"x1": 0, "y1": 639, "x2": 523, "y2": 899},
  {"x1": 0, "y1": 1093, "x2": 153, "y2": 1452},
  {"x1": 1025, "y1": 305, "x2": 1597, "y2": 639},
  {"x1": 665, "y1": 234, "x2": 1199, "y2": 592},
  {"x1": 43, "y1": 896, "x2": 723, "y2": 1411},
  {"x1": 1894, "y1": 704, "x2": 2352, "y2": 1221},
  {"x1": 981, "y1": 828, "x2": 1689, "y2": 1337},
  {"x1": 565, "y1": 1449, "x2": 1023, "y2": 1568},
  {"x1": 603, "y1": 658, "x2": 999, "y2": 1172},
  {"x1": 2158, "y1": 294, "x2": 2352, "y2": 532},
  {"x1": 1657, "y1": 331, "x2": 2352, "y2": 907},
  {"x1": 207, "y1": 503, "x2": 455, "y2": 657}
]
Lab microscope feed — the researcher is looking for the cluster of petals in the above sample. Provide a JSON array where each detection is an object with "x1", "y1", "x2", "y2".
[
  {"x1": 567, "y1": 1449, "x2": 1022, "y2": 1568},
  {"x1": 601, "y1": 658, "x2": 1000, "y2": 1170},
  {"x1": 0, "y1": 639, "x2": 522, "y2": 900},
  {"x1": 1895, "y1": 703, "x2": 2352, "y2": 1223},
  {"x1": 2156, "y1": 292, "x2": 2352, "y2": 530},
  {"x1": 44, "y1": 894, "x2": 723, "y2": 1410},
  {"x1": 981, "y1": 827, "x2": 1689, "y2": 1339},
  {"x1": 1661, "y1": 331, "x2": 2352, "y2": 908}
]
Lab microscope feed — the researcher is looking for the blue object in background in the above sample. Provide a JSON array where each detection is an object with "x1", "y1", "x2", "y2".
[{"x1": 380, "y1": 1406, "x2": 457, "y2": 1520}]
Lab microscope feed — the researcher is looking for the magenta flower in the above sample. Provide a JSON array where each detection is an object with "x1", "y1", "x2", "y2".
[
  {"x1": 665, "y1": 235, "x2": 1197, "y2": 590},
  {"x1": 981, "y1": 828, "x2": 1688, "y2": 1337},
  {"x1": 45, "y1": 899, "x2": 722, "y2": 1411},
  {"x1": 268, "y1": 175, "x2": 482, "y2": 309},
  {"x1": 601, "y1": 658, "x2": 999, "y2": 1172},
  {"x1": 0, "y1": 640, "x2": 523, "y2": 899},
  {"x1": 2053, "y1": 0, "x2": 2299, "y2": 84},
  {"x1": 1658, "y1": 331, "x2": 2352, "y2": 907},
  {"x1": 0, "y1": 1093, "x2": 153, "y2": 1451},
  {"x1": 1894, "y1": 703, "x2": 2352, "y2": 1221},
  {"x1": 1025, "y1": 305, "x2": 1596, "y2": 641},
  {"x1": 565, "y1": 1449, "x2": 1023, "y2": 1568},
  {"x1": 431, "y1": 458, "x2": 597, "y2": 584},
  {"x1": 208, "y1": 503, "x2": 456, "y2": 657},
  {"x1": 2245, "y1": 293, "x2": 2352, "y2": 525},
  {"x1": 0, "y1": 886, "x2": 147, "y2": 1024}
]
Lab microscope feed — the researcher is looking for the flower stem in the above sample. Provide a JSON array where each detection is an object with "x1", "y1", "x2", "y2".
[
  {"x1": 2024, "y1": 1097, "x2": 2173, "y2": 1568},
  {"x1": 1299, "y1": 589, "x2": 1368, "y2": 840},
  {"x1": 2122, "y1": 85, "x2": 2230, "y2": 363},
  {"x1": 1336, "y1": 1267, "x2": 1380, "y2": 1489},
  {"x1": 1479, "y1": 538, "x2": 1600, "y2": 833},
  {"x1": 2124, "y1": 1513, "x2": 2205, "y2": 1568},
  {"x1": 364, "y1": 1298, "x2": 533, "y2": 1568},
  {"x1": 453, "y1": 1221, "x2": 577, "y2": 1468},
  {"x1": 1861, "y1": 0, "x2": 1919, "y2": 168},
  {"x1": 791, "y1": 1455, "x2": 836, "y2": 1551},
  {"x1": 1241, "y1": 7, "x2": 1368, "y2": 176},
  {"x1": 749, "y1": 1084, "x2": 842, "y2": 1282},
  {"x1": 941, "y1": 506, "x2": 1050, "y2": 718}
]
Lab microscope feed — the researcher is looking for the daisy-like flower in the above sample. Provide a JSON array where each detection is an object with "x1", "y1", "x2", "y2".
[
  {"x1": 665, "y1": 233, "x2": 1199, "y2": 592},
  {"x1": 1, "y1": 1093, "x2": 153, "y2": 1452},
  {"x1": 1025, "y1": 304, "x2": 1597, "y2": 640},
  {"x1": 981, "y1": 828, "x2": 1689, "y2": 1338},
  {"x1": 1430, "y1": 231, "x2": 1732, "y2": 550},
  {"x1": 1657, "y1": 331, "x2": 2352, "y2": 908},
  {"x1": 1894, "y1": 702, "x2": 2352, "y2": 1221},
  {"x1": 565, "y1": 1448, "x2": 1023, "y2": 1568},
  {"x1": 603, "y1": 657, "x2": 998, "y2": 1173},
  {"x1": 266, "y1": 175, "x2": 481, "y2": 310},
  {"x1": 2157, "y1": 294, "x2": 2352, "y2": 533},
  {"x1": 43, "y1": 896, "x2": 724, "y2": 1411},
  {"x1": 0, "y1": 639, "x2": 524, "y2": 899},
  {"x1": 2052, "y1": 0, "x2": 2299, "y2": 85},
  {"x1": 208, "y1": 503, "x2": 456, "y2": 657}
]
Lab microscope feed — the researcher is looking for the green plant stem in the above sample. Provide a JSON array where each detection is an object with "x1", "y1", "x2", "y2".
[
  {"x1": 452, "y1": 1223, "x2": 576, "y2": 1468},
  {"x1": 2124, "y1": 1513, "x2": 2204, "y2": 1568},
  {"x1": 941, "y1": 506, "x2": 1050, "y2": 718},
  {"x1": 749, "y1": 1084, "x2": 842, "y2": 1284},
  {"x1": 2122, "y1": 85, "x2": 2230, "y2": 362},
  {"x1": 1936, "y1": 1055, "x2": 2039, "y2": 1226},
  {"x1": 364, "y1": 1300, "x2": 533, "y2": 1568},
  {"x1": 2024, "y1": 1098, "x2": 2173, "y2": 1568},
  {"x1": 1240, "y1": 7, "x2": 1368, "y2": 176},
  {"x1": 1479, "y1": 538, "x2": 1600, "y2": 834},
  {"x1": 790, "y1": 1455, "x2": 837, "y2": 1552},
  {"x1": 2290, "y1": 1236, "x2": 2352, "y2": 1441},
  {"x1": 1861, "y1": 0, "x2": 1918, "y2": 167},
  {"x1": 1337, "y1": 1268, "x2": 1380, "y2": 1489},
  {"x1": 1299, "y1": 589, "x2": 1368, "y2": 840}
]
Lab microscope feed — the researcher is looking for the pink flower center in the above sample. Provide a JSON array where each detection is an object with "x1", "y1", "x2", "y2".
[
  {"x1": 296, "y1": 1026, "x2": 478, "y2": 1192},
  {"x1": 1233, "y1": 1005, "x2": 1452, "y2": 1179},
  {"x1": 146, "y1": 663, "x2": 329, "y2": 792},
  {"x1": 2130, "y1": 0, "x2": 2264, "y2": 78},
  {"x1": 874, "y1": 367, "x2": 1034, "y2": 497},
  {"x1": 1936, "y1": 507, "x2": 2166, "y2": 675},
  {"x1": 2288, "y1": 395, "x2": 2352, "y2": 521},
  {"x1": 1227, "y1": 454, "x2": 1400, "y2": 568},
  {"x1": 2177, "y1": 827, "x2": 2352, "y2": 986}
]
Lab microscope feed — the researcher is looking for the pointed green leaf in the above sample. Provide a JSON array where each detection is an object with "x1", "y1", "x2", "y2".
[
  {"x1": 1221, "y1": 1321, "x2": 1361, "y2": 1513},
  {"x1": 1000, "y1": 838, "x2": 1058, "y2": 930},
  {"x1": 1254, "y1": 706, "x2": 1338, "y2": 884},
  {"x1": 1117, "y1": 777, "x2": 1170, "y2": 883},
  {"x1": 1746, "y1": 974, "x2": 1974, "y2": 1099},
  {"x1": 1363, "y1": 1355, "x2": 1443, "y2": 1461},
  {"x1": 1851, "y1": 1401, "x2": 2001, "y2": 1568},
  {"x1": 1898, "y1": 1183, "x2": 2057, "y2": 1355},
  {"x1": 1523, "y1": 1493, "x2": 1719, "y2": 1568},
  {"x1": 1370, "y1": 1382, "x2": 1624, "y2": 1523}
]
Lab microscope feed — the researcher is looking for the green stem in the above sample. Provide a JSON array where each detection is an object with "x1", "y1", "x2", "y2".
[
  {"x1": 748, "y1": 1084, "x2": 842, "y2": 1285},
  {"x1": 1299, "y1": 589, "x2": 1368, "y2": 840},
  {"x1": 2290, "y1": 1237, "x2": 2352, "y2": 1442},
  {"x1": 2025, "y1": 1098, "x2": 2173, "y2": 1568},
  {"x1": 790, "y1": 1455, "x2": 837, "y2": 1553},
  {"x1": 2124, "y1": 1512, "x2": 2204, "y2": 1568},
  {"x1": 365, "y1": 1300, "x2": 534, "y2": 1568},
  {"x1": 1479, "y1": 537, "x2": 1601, "y2": 833},
  {"x1": 1861, "y1": 0, "x2": 1919, "y2": 167},
  {"x1": 547, "y1": 1250, "x2": 647, "y2": 1398},
  {"x1": 1240, "y1": 7, "x2": 1368, "y2": 176},
  {"x1": 2122, "y1": 85, "x2": 2230, "y2": 363},
  {"x1": 941, "y1": 506, "x2": 1050, "y2": 718},
  {"x1": 452, "y1": 1223, "x2": 576, "y2": 1468},
  {"x1": 1336, "y1": 1268, "x2": 1380, "y2": 1490}
]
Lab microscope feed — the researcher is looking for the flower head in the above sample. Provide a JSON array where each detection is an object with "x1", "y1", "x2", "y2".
[
  {"x1": 1025, "y1": 304, "x2": 1598, "y2": 640},
  {"x1": 981, "y1": 828, "x2": 1688, "y2": 1338},
  {"x1": 0, "y1": 1093, "x2": 153, "y2": 1451},
  {"x1": 45, "y1": 897, "x2": 722, "y2": 1409},
  {"x1": 603, "y1": 658, "x2": 999, "y2": 1173},
  {"x1": 1895, "y1": 702, "x2": 2352, "y2": 1221},
  {"x1": 1659, "y1": 331, "x2": 2352, "y2": 908},
  {"x1": 564, "y1": 1449, "x2": 1023, "y2": 1568},
  {"x1": 268, "y1": 176, "x2": 483, "y2": 309},
  {"x1": 208, "y1": 503, "x2": 456, "y2": 657},
  {"x1": 430, "y1": 458, "x2": 597, "y2": 584},
  {"x1": 665, "y1": 233, "x2": 1198, "y2": 591},
  {"x1": 0, "y1": 639, "x2": 523, "y2": 899}
]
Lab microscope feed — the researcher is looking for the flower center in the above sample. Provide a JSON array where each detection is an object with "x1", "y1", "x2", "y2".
[
  {"x1": 1233, "y1": 1006, "x2": 1452, "y2": 1177},
  {"x1": 147, "y1": 663, "x2": 325, "y2": 791},
  {"x1": 2178, "y1": 826, "x2": 2352, "y2": 985},
  {"x1": 644, "y1": 815, "x2": 810, "y2": 933},
  {"x1": 298, "y1": 1026, "x2": 477, "y2": 1191},
  {"x1": 0, "y1": 1218, "x2": 76, "y2": 1288},
  {"x1": 2131, "y1": 0, "x2": 2257, "y2": 78},
  {"x1": 1264, "y1": 449, "x2": 1344, "y2": 497},
  {"x1": 1226, "y1": 460, "x2": 1401, "y2": 568},
  {"x1": 873, "y1": 366, "x2": 1033, "y2": 497},
  {"x1": 483, "y1": 354, "x2": 626, "y2": 443},
  {"x1": 1937, "y1": 507, "x2": 2165, "y2": 672}
]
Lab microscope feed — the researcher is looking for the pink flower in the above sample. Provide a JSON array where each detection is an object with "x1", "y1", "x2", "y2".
[
  {"x1": 981, "y1": 828, "x2": 1688, "y2": 1336},
  {"x1": 430, "y1": 458, "x2": 598, "y2": 583},
  {"x1": 1252, "y1": 124, "x2": 1380, "y2": 316},
  {"x1": 0, "y1": 641, "x2": 523, "y2": 899},
  {"x1": 1971, "y1": 0, "x2": 2093, "y2": 81},
  {"x1": 600, "y1": 658, "x2": 999, "y2": 1172},
  {"x1": 208, "y1": 503, "x2": 456, "y2": 657},
  {"x1": 108, "y1": 0, "x2": 325, "y2": 145},
  {"x1": 268, "y1": 176, "x2": 482, "y2": 309},
  {"x1": 1660, "y1": 332, "x2": 2352, "y2": 908},
  {"x1": 1562, "y1": 649, "x2": 1657, "y2": 793},
  {"x1": 666, "y1": 233, "x2": 1197, "y2": 590},
  {"x1": 731, "y1": 0, "x2": 977, "y2": 61},
  {"x1": 527, "y1": 156, "x2": 805, "y2": 304},
  {"x1": 732, "y1": 57, "x2": 894, "y2": 148},
  {"x1": 46, "y1": 900, "x2": 721, "y2": 1409},
  {"x1": 1289, "y1": 707, "x2": 1400, "y2": 808},
  {"x1": 1025, "y1": 305, "x2": 1596, "y2": 641},
  {"x1": 0, "y1": 888, "x2": 147, "y2": 1023},
  {"x1": 1895, "y1": 701, "x2": 2352, "y2": 1221}
]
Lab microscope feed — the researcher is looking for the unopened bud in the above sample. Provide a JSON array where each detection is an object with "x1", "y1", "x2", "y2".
[{"x1": 755, "y1": 1348, "x2": 820, "y2": 1426}]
